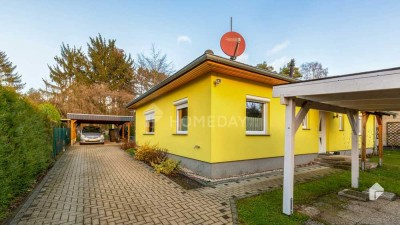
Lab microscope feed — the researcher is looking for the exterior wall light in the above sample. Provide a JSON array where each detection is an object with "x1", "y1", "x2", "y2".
[{"x1": 214, "y1": 78, "x2": 222, "y2": 86}]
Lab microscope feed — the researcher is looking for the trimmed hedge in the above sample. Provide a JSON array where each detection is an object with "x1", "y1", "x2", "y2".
[{"x1": 0, "y1": 87, "x2": 52, "y2": 220}]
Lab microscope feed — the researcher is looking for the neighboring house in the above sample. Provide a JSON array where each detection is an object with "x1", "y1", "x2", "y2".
[
  {"x1": 382, "y1": 111, "x2": 400, "y2": 147},
  {"x1": 126, "y1": 52, "x2": 375, "y2": 179}
]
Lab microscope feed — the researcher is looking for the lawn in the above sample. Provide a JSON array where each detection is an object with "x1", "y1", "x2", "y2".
[{"x1": 237, "y1": 149, "x2": 400, "y2": 225}]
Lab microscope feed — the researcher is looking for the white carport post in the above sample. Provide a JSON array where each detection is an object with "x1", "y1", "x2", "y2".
[
  {"x1": 282, "y1": 98, "x2": 310, "y2": 215},
  {"x1": 347, "y1": 111, "x2": 360, "y2": 188},
  {"x1": 283, "y1": 97, "x2": 295, "y2": 215}
]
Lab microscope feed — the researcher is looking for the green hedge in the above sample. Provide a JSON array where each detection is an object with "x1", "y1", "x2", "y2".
[{"x1": 0, "y1": 87, "x2": 52, "y2": 220}]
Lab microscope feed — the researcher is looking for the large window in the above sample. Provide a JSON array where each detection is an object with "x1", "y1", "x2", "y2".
[
  {"x1": 174, "y1": 98, "x2": 188, "y2": 134},
  {"x1": 246, "y1": 95, "x2": 269, "y2": 135},
  {"x1": 144, "y1": 110, "x2": 155, "y2": 134}
]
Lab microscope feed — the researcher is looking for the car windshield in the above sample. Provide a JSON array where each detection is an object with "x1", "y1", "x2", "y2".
[{"x1": 82, "y1": 127, "x2": 101, "y2": 133}]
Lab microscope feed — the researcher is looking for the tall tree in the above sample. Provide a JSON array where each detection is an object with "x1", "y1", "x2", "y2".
[
  {"x1": 87, "y1": 34, "x2": 134, "y2": 92},
  {"x1": 44, "y1": 34, "x2": 136, "y2": 116},
  {"x1": 300, "y1": 62, "x2": 328, "y2": 80},
  {"x1": 279, "y1": 59, "x2": 302, "y2": 78},
  {"x1": 0, "y1": 51, "x2": 25, "y2": 91},
  {"x1": 256, "y1": 61, "x2": 276, "y2": 73},
  {"x1": 134, "y1": 44, "x2": 173, "y2": 95},
  {"x1": 43, "y1": 44, "x2": 89, "y2": 111}
]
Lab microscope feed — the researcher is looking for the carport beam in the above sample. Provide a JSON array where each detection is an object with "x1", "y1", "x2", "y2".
[
  {"x1": 376, "y1": 115, "x2": 383, "y2": 166},
  {"x1": 127, "y1": 122, "x2": 131, "y2": 142},
  {"x1": 361, "y1": 112, "x2": 369, "y2": 171}
]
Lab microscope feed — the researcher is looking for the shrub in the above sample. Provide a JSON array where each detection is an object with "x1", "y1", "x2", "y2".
[
  {"x1": 121, "y1": 141, "x2": 136, "y2": 150},
  {"x1": 152, "y1": 159, "x2": 180, "y2": 175},
  {"x1": 127, "y1": 148, "x2": 135, "y2": 157},
  {"x1": 0, "y1": 87, "x2": 52, "y2": 220},
  {"x1": 134, "y1": 142, "x2": 167, "y2": 165}
]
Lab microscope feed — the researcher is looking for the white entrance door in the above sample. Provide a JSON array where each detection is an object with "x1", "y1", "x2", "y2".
[{"x1": 319, "y1": 111, "x2": 327, "y2": 153}]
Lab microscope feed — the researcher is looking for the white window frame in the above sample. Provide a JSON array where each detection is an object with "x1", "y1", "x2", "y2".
[
  {"x1": 302, "y1": 113, "x2": 309, "y2": 129},
  {"x1": 339, "y1": 113, "x2": 344, "y2": 131},
  {"x1": 174, "y1": 98, "x2": 188, "y2": 134},
  {"x1": 144, "y1": 110, "x2": 155, "y2": 134},
  {"x1": 245, "y1": 95, "x2": 270, "y2": 135}
]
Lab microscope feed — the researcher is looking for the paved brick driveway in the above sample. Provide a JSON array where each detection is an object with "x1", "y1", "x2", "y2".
[{"x1": 11, "y1": 145, "x2": 336, "y2": 225}]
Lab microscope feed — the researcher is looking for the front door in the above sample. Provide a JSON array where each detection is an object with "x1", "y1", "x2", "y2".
[{"x1": 319, "y1": 111, "x2": 327, "y2": 153}]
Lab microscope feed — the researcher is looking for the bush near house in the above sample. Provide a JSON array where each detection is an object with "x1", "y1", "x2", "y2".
[
  {"x1": 0, "y1": 87, "x2": 53, "y2": 220},
  {"x1": 121, "y1": 141, "x2": 136, "y2": 150},
  {"x1": 152, "y1": 159, "x2": 180, "y2": 175},
  {"x1": 134, "y1": 142, "x2": 180, "y2": 175},
  {"x1": 134, "y1": 142, "x2": 167, "y2": 165}
]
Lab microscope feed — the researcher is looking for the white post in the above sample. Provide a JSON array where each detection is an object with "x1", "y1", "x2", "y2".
[
  {"x1": 347, "y1": 112, "x2": 359, "y2": 188},
  {"x1": 283, "y1": 98, "x2": 295, "y2": 215}
]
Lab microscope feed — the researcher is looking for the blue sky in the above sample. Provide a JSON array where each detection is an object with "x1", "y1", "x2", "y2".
[{"x1": 1, "y1": 0, "x2": 400, "y2": 91}]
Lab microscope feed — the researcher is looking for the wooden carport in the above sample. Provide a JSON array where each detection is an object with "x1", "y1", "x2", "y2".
[
  {"x1": 272, "y1": 67, "x2": 399, "y2": 215},
  {"x1": 66, "y1": 113, "x2": 134, "y2": 145}
]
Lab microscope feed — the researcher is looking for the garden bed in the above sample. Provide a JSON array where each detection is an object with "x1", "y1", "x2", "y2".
[{"x1": 167, "y1": 173, "x2": 204, "y2": 190}]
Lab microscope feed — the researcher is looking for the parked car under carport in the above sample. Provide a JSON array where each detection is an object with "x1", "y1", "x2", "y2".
[{"x1": 80, "y1": 126, "x2": 104, "y2": 144}]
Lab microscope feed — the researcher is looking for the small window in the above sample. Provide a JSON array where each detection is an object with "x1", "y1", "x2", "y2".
[
  {"x1": 174, "y1": 98, "x2": 188, "y2": 134},
  {"x1": 339, "y1": 114, "x2": 344, "y2": 131},
  {"x1": 246, "y1": 95, "x2": 269, "y2": 135},
  {"x1": 144, "y1": 110, "x2": 155, "y2": 134},
  {"x1": 302, "y1": 113, "x2": 309, "y2": 129}
]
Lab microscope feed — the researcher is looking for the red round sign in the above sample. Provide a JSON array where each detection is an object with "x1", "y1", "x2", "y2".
[{"x1": 220, "y1": 31, "x2": 246, "y2": 58}]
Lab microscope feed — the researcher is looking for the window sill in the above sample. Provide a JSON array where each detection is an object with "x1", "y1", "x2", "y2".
[
  {"x1": 172, "y1": 133, "x2": 188, "y2": 136},
  {"x1": 143, "y1": 133, "x2": 154, "y2": 135},
  {"x1": 246, "y1": 134, "x2": 270, "y2": 136}
]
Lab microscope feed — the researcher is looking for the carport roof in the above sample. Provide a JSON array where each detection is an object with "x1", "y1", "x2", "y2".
[
  {"x1": 273, "y1": 67, "x2": 400, "y2": 113},
  {"x1": 66, "y1": 113, "x2": 133, "y2": 124}
]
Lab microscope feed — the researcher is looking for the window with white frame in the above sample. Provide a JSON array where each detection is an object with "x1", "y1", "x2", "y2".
[
  {"x1": 339, "y1": 113, "x2": 344, "y2": 131},
  {"x1": 302, "y1": 113, "x2": 309, "y2": 129},
  {"x1": 144, "y1": 110, "x2": 155, "y2": 134},
  {"x1": 246, "y1": 95, "x2": 269, "y2": 135},
  {"x1": 174, "y1": 98, "x2": 188, "y2": 134}
]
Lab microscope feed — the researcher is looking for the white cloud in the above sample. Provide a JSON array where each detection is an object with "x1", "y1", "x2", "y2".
[
  {"x1": 236, "y1": 53, "x2": 249, "y2": 64},
  {"x1": 177, "y1": 35, "x2": 192, "y2": 44},
  {"x1": 271, "y1": 56, "x2": 289, "y2": 70},
  {"x1": 268, "y1": 40, "x2": 290, "y2": 55}
]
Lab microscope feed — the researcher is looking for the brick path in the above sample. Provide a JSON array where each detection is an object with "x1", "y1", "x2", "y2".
[{"x1": 11, "y1": 145, "x2": 337, "y2": 225}]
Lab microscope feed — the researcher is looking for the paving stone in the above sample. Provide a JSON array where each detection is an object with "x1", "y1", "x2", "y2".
[{"x1": 10, "y1": 145, "x2": 335, "y2": 225}]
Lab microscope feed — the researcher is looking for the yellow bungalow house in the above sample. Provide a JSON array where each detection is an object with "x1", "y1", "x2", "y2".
[{"x1": 126, "y1": 52, "x2": 375, "y2": 178}]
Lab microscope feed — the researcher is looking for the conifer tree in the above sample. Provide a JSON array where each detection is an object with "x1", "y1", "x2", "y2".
[
  {"x1": 279, "y1": 59, "x2": 302, "y2": 78},
  {"x1": 0, "y1": 51, "x2": 25, "y2": 91},
  {"x1": 87, "y1": 34, "x2": 134, "y2": 92}
]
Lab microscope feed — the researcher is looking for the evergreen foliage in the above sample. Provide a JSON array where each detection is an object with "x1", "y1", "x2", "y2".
[
  {"x1": 0, "y1": 86, "x2": 52, "y2": 220},
  {"x1": 256, "y1": 61, "x2": 276, "y2": 73},
  {"x1": 0, "y1": 51, "x2": 25, "y2": 92},
  {"x1": 279, "y1": 60, "x2": 302, "y2": 78}
]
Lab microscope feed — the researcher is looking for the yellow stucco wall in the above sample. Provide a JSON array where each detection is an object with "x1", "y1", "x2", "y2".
[
  {"x1": 210, "y1": 73, "x2": 322, "y2": 163},
  {"x1": 135, "y1": 74, "x2": 212, "y2": 162},
  {"x1": 326, "y1": 113, "x2": 375, "y2": 151},
  {"x1": 134, "y1": 72, "x2": 376, "y2": 163}
]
